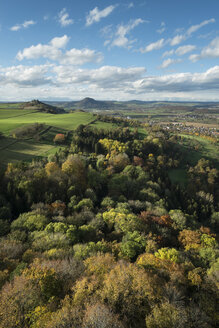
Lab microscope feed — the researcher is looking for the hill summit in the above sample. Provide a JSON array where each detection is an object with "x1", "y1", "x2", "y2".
[
  {"x1": 65, "y1": 97, "x2": 116, "y2": 110},
  {"x1": 76, "y1": 97, "x2": 111, "y2": 109},
  {"x1": 22, "y1": 99, "x2": 65, "y2": 114}
]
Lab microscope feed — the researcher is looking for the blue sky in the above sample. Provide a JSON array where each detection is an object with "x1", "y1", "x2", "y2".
[{"x1": 0, "y1": 0, "x2": 219, "y2": 101}]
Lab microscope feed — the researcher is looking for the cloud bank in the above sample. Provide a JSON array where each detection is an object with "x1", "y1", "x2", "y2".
[
  {"x1": 190, "y1": 37, "x2": 219, "y2": 61},
  {"x1": 16, "y1": 35, "x2": 103, "y2": 65},
  {"x1": 1, "y1": 61, "x2": 219, "y2": 101}
]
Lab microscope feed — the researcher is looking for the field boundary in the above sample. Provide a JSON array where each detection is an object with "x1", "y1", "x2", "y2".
[
  {"x1": 0, "y1": 139, "x2": 18, "y2": 151},
  {"x1": 0, "y1": 110, "x2": 37, "y2": 120}
]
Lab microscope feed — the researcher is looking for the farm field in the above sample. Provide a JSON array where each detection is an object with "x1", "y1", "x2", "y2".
[
  {"x1": 0, "y1": 103, "x2": 21, "y2": 109},
  {"x1": 0, "y1": 107, "x2": 95, "y2": 166},
  {"x1": 0, "y1": 110, "x2": 94, "y2": 135},
  {"x1": 0, "y1": 140, "x2": 63, "y2": 167}
]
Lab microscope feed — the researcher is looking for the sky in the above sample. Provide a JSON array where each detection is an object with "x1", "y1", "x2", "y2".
[{"x1": 0, "y1": 0, "x2": 219, "y2": 101}]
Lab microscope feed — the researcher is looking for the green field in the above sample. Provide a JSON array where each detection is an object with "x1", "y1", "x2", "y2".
[
  {"x1": 89, "y1": 120, "x2": 119, "y2": 130},
  {"x1": 0, "y1": 140, "x2": 64, "y2": 167},
  {"x1": 179, "y1": 134, "x2": 219, "y2": 165},
  {"x1": 0, "y1": 107, "x2": 96, "y2": 166},
  {"x1": 0, "y1": 103, "x2": 22, "y2": 109},
  {"x1": 168, "y1": 133, "x2": 219, "y2": 185},
  {"x1": 0, "y1": 110, "x2": 94, "y2": 136}
]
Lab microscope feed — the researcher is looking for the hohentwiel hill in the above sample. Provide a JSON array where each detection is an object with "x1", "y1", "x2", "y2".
[{"x1": 22, "y1": 99, "x2": 65, "y2": 114}]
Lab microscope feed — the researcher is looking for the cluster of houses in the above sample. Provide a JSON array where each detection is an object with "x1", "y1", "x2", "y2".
[{"x1": 159, "y1": 122, "x2": 218, "y2": 137}]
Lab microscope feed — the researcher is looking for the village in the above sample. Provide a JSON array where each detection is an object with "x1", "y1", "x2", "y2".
[{"x1": 158, "y1": 121, "x2": 218, "y2": 137}]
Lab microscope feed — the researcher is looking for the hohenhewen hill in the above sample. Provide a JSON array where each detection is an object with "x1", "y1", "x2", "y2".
[
  {"x1": 22, "y1": 99, "x2": 65, "y2": 114},
  {"x1": 66, "y1": 97, "x2": 119, "y2": 110}
]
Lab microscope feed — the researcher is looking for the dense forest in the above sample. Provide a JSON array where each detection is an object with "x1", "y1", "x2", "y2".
[{"x1": 0, "y1": 120, "x2": 218, "y2": 328}]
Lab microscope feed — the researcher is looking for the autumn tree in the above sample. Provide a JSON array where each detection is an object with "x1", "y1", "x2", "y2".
[
  {"x1": 53, "y1": 133, "x2": 65, "y2": 144},
  {"x1": 83, "y1": 303, "x2": 125, "y2": 328}
]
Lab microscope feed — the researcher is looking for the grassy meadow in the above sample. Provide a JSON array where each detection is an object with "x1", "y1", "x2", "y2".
[
  {"x1": 0, "y1": 105, "x2": 95, "y2": 166},
  {"x1": 168, "y1": 133, "x2": 219, "y2": 186},
  {"x1": 0, "y1": 109, "x2": 94, "y2": 135},
  {"x1": 179, "y1": 134, "x2": 219, "y2": 165}
]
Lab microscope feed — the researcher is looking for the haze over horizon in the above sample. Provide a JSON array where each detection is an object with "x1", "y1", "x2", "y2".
[{"x1": 0, "y1": 0, "x2": 219, "y2": 102}]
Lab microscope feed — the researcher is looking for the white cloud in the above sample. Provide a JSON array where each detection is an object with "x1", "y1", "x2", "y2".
[
  {"x1": 17, "y1": 35, "x2": 69, "y2": 61},
  {"x1": 58, "y1": 8, "x2": 74, "y2": 27},
  {"x1": 189, "y1": 54, "x2": 199, "y2": 62},
  {"x1": 16, "y1": 35, "x2": 103, "y2": 65},
  {"x1": 169, "y1": 18, "x2": 215, "y2": 46},
  {"x1": 170, "y1": 34, "x2": 186, "y2": 46},
  {"x1": 157, "y1": 22, "x2": 166, "y2": 34},
  {"x1": 162, "y1": 45, "x2": 196, "y2": 58},
  {"x1": 0, "y1": 65, "x2": 52, "y2": 86},
  {"x1": 160, "y1": 58, "x2": 181, "y2": 69},
  {"x1": 50, "y1": 35, "x2": 69, "y2": 48},
  {"x1": 10, "y1": 20, "x2": 36, "y2": 31},
  {"x1": 133, "y1": 66, "x2": 219, "y2": 94},
  {"x1": 53, "y1": 65, "x2": 146, "y2": 87},
  {"x1": 175, "y1": 45, "x2": 196, "y2": 56},
  {"x1": 140, "y1": 38, "x2": 165, "y2": 53},
  {"x1": 58, "y1": 48, "x2": 103, "y2": 65},
  {"x1": 162, "y1": 49, "x2": 174, "y2": 57},
  {"x1": 1, "y1": 64, "x2": 219, "y2": 101},
  {"x1": 189, "y1": 37, "x2": 219, "y2": 62},
  {"x1": 86, "y1": 5, "x2": 116, "y2": 26},
  {"x1": 111, "y1": 19, "x2": 145, "y2": 48},
  {"x1": 187, "y1": 18, "x2": 215, "y2": 36}
]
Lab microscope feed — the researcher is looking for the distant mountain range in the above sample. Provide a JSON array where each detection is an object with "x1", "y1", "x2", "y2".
[
  {"x1": 16, "y1": 98, "x2": 219, "y2": 115},
  {"x1": 45, "y1": 97, "x2": 219, "y2": 110}
]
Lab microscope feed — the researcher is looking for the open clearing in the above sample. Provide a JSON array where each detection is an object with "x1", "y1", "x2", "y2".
[
  {"x1": 168, "y1": 133, "x2": 219, "y2": 185},
  {"x1": 179, "y1": 134, "x2": 219, "y2": 165}
]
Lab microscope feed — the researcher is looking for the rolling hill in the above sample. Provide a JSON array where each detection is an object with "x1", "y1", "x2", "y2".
[{"x1": 22, "y1": 99, "x2": 65, "y2": 114}]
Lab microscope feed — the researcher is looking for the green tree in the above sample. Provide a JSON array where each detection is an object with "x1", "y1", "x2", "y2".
[
  {"x1": 155, "y1": 248, "x2": 180, "y2": 263},
  {"x1": 146, "y1": 302, "x2": 187, "y2": 328},
  {"x1": 121, "y1": 231, "x2": 146, "y2": 259}
]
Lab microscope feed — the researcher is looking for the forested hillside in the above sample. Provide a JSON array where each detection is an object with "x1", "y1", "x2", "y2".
[{"x1": 0, "y1": 118, "x2": 218, "y2": 328}]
